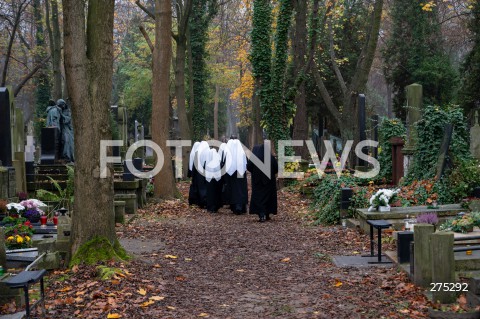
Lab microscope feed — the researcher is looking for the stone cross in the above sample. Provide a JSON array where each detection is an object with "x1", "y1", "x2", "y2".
[{"x1": 403, "y1": 84, "x2": 423, "y2": 153}]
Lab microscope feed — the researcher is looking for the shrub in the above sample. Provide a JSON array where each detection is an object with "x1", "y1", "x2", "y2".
[
  {"x1": 406, "y1": 105, "x2": 470, "y2": 182},
  {"x1": 448, "y1": 158, "x2": 480, "y2": 200},
  {"x1": 377, "y1": 117, "x2": 406, "y2": 181},
  {"x1": 310, "y1": 174, "x2": 360, "y2": 225}
]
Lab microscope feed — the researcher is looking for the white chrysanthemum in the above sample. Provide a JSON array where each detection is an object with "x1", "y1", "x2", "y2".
[{"x1": 7, "y1": 203, "x2": 25, "y2": 211}]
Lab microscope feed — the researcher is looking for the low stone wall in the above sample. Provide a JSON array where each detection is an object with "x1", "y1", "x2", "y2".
[{"x1": 355, "y1": 204, "x2": 464, "y2": 232}]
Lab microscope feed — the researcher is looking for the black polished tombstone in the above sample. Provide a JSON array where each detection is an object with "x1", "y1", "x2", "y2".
[
  {"x1": 358, "y1": 94, "x2": 367, "y2": 167},
  {"x1": 40, "y1": 127, "x2": 59, "y2": 164},
  {"x1": 123, "y1": 160, "x2": 135, "y2": 181},
  {"x1": 0, "y1": 87, "x2": 13, "y2": 167},
  {"x1": 397, "y1": 231, "x2": 414, "y2": 263}
]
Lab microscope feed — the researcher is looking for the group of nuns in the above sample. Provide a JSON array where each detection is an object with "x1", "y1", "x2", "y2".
[{"x1": 188, "y1": 137, "x2": 278, "y2": 222}]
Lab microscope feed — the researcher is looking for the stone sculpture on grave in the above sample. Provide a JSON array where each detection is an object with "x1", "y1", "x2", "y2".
[
  {"x1": 58, "y1": 99, "x2": 74, "y2": 162},
  {"x1": 470, "y1": 110, "x2": 480, "y2": 161},
  {"x1": 402, "y1": 83, "x2": 423, "y2": 176}
]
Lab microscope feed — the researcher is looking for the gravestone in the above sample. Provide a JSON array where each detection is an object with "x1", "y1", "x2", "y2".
[
  {"x1": 0, "y1": 87, "x2": 13, "y2": 167},
  {"x1": 435, "y1": 124, "x2": 454, "y2": 180},
  {"x1": 470, "y1": 111, "x2": 480, "y2": 161},
  {"x1": 0, "y1": 228, "x2": 6, "y2": 269},
  {"x1": 13, "y1": 152, "x2": 26, "y2": 194},
  {"x1": 403, "y1": 84, "x2": 423, "y2": 176},
  {"x1": 390, "y1": 137, "x2": 405, "y2": 185},
  {"x1": 357, "y1": 94, "x2": 367, "y2": 167},
  {"x1": 40, "y1": 127, "x2": 59, "y2": 164}
]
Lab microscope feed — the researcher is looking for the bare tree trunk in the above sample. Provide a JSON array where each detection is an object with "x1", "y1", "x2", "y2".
[
  {"x1": 174, "y1": 36, "x2": 191, "y2": 177},
  {"x1": 51, "y1": 0, "x2": 63, "y2": 99},
  {"x1": 292, "y1": 0, "x2": 308, "y2": 159},
  {"x1": 153, "y1": 0, "x2": 177, "y2": 198},
  {"x1": 214, "y1": 83, "x2": 219, "y2": 140},
  {"x1": 63, "y1": 0, "x2": 116, "y2": 255},
  {"x1": 186, "y1": 28, "x2": 194, "y2": 135}
]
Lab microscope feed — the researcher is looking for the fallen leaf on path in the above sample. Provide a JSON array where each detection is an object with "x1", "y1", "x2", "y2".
[
  {"x1": 107, "y1": 314, "x2": 121, "y2": 319},
  {"x1": 166, "y1": 306, "x2": 176, "y2": 310},
  {"x1": 137, "y1": 288, "x2": 147, "y2": 296},
  {"x1": 281, "y1": 257, "x2": 290, "y2": 262},
  {"x1": 149, "y1": 296, "x2": 165, "y2": 301},
  {"x1": 141, "y1": 300, "x2": 155, "y2": 307},
  {"x1": 198, "y1": 313, "x2": 209, "y2": 317},
  {"x1": 333, "y1": 280, "x2": 343, "y2": 287},
  {"x1": 164, "y1": 255, "x2": 178, "y2": 259}
]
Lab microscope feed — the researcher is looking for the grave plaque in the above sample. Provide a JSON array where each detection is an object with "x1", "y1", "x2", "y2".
[{"x1": 0, "y1": 87, "x2": 13, "y2": 167}]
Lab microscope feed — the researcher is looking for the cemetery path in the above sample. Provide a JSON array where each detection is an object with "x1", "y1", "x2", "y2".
[{"x1": 40, "y1": 182, "x2": 429, "y2": 319}]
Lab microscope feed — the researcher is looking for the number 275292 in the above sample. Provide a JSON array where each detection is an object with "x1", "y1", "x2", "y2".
[{"x1": 430, "y1": 283, "x2": 468, "y2": 292}]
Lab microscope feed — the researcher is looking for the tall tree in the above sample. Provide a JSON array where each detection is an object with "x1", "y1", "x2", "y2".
[
  {"x1": 291, "y1": 0, "x2": 308, "y2": 158},
  {"x1": 50, "y1": 0, "x2": 63, "y2": 99},
  {"x1": 383, "y1": 0, "x2": 457, "y2": 119},
  {"x1": 33, "y1": 0, "x2": 51, "y2": 141},
  {"x1": 459, "y1": 0, "x2": 480, "y2": 115},
  {"x1": 250, "y1": 0, "x2": 272, "y2": 145},
  {"x1": 63, "y1": 0, "x2": 117, "y2": 256},
  {"x1": 152, "y1": 0, "x2": 177, "y2": 198}
]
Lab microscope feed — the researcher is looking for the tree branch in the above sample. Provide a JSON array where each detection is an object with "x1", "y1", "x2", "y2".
[
  {"x1": 139, "y1": 25, "x2": 154, "y2": 52},
  {"x1": 312, "y1": 65, "x2": 341, "y2": 123},
  {"x1": 135, "y1": 0, "x2": 155, "y2": 19},
  {"x1": 14, "y1": 54, "x2": 51, "y2": 97},
  {"x1": 350, "y1": 0, "x2": 384, "y2": 93}
]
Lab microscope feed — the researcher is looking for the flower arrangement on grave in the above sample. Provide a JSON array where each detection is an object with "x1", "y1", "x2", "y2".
[
  {"x1": 19, "y1": 199, "x2": 46, "y2": 223},
  {"x1": 367, "y1": 189, "x2": 399, "y2": 211},
  {"x1": 439, "y1": 213, "x2": 480, "y2": 233},
  {"x1": 416, "y1": 212, "x2": 439, "y2": 225},
  {"x1": 6, "y1": 202, "x2": 25, "y2": 217},
  {"x1": 4, "y1": 222, "x2": 34, "y2": 249}
]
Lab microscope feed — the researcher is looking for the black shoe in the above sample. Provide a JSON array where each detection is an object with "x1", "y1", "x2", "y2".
[{"x1": 259, "y1": 216, "x2": 266, "y2": 222}]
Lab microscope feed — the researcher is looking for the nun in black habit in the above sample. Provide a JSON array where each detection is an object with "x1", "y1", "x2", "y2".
[
  {"x1": 188, "y1": 142, "x2": 201, "y2": 206},
  {"x1": 188, "y1": 141, "x2": 209, "y2": 208},
  {"x1": 224, "y1": 139, "x2": 248, "y2": 214},
  {"x1": 205, "y1": 148, "x2": 223, "y2": 213},
  {"x1": 247, "y1": 143, "x2": 278, "y2": 222}
]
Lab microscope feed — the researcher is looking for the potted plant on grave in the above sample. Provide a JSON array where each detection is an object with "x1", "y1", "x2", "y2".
[
  {"x1": 439, "y1": 214, "x2": 477, "y2": 233},
  {"x1": 4, "y1": 222, "x2": 34, "y2": 250},
  {"x1": 19, "y1": 199, "x2": 46, "y2": 223},
  {"x1": 417, "y1": 212, "x2": 439, "y2": 231},
  {"x1": 6, "y1": 202, "x2": 25, "y2": 218},
  {"x1": 367, "y1": 188, "x2": 399, "y2": 212}
]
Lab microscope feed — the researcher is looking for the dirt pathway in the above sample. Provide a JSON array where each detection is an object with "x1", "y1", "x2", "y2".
[
  {"x1": 113, "y1": 183, "x2": 428, "y2": 318},
  {"x1": 37, "y1": 182, "x2": 429, "y2": 319}
]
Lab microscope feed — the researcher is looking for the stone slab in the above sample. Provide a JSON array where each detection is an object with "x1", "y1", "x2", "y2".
[
  {"x1": 114, "y1": 180, "x2": 139, "y2": 190},
  {"x1": 0, "y1": 311, "x2": 26, "y2": 319},
  {"x1": 331, "y1": 255, "x2": 394, "y2": 268}
]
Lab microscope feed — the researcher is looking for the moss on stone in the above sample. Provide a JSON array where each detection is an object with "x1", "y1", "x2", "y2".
[{"x1": 70, "y1": 237, "x2": 130, "y2": 267}]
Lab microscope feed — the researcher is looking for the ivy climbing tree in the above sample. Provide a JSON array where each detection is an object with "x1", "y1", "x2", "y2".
[
  {"x1": 459, "y1": 1, "x2": 480, "y2": 115},
  {"x1": 189, "y1": 0, "x2": 217, "y2": 141}
]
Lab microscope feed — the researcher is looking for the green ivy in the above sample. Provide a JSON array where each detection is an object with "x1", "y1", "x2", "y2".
[
  {"x1": 448, "y1": 158, "x2": 480, "y2": 200},
  {"x1": 377, "y1": 117, "x2": 406, "y2": 180},
  {"x1": 406, "y1": 105, "x2": 470, "y2": 181},
  {"x1": 310, "y1": 174, "x2": 360, "y2": 225}
]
